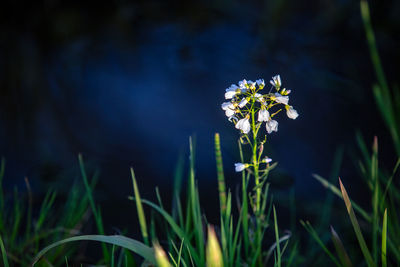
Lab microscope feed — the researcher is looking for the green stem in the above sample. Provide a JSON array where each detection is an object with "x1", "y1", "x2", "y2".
[
  {"x1": 251, "y1": 95, "x2": 263, "y2": 266},
  {"x1": 251, "y1": 106, "x2": 260, "y2": 213}
]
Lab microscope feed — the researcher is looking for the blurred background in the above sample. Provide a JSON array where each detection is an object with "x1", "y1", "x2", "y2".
[{"x1": 0, "y1": 0, "x2": 399, "y2": 231}]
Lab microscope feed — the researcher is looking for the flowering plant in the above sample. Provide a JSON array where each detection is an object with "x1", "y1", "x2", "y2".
[
  {"x1": 221, "y1": 74, "x2": 298, "y2": 215},
  {"x1": 221, "y1": 75, "x2": 298, "y2": 262}
]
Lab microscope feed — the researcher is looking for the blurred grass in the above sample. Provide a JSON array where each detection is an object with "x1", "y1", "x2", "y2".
[
  {"x1": 360, "y1": 0, "x2": 400, "y2": 157},
  {"x1": 304, "y1": 1, "x2": 400, "y2": 266},
  {"x1": 0, "y1": 156, "x2": 106, "y2": 266},
  {"x1": 34, "y1": 133, "x2": 287, "y2": 266},
  {"x1": 339, "y1": 178, "x2": 375, "y2": 267}
]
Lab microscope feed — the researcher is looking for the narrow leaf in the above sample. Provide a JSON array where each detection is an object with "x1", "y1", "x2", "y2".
[
  {"x1": 273, "y1": 206, "x2": 281, "y2": 267},
  {"x1": 131, "y1": 168, "x2": 149, "y2": 245},
  {"x1": 32, "y1": 235, "x2": 155, "y2": 266},
  {"x1": 0, "y1": 235, "x2": 9, "y2": 267},
  {"x1": 215, "y1": 133, "x2": 227, "y2": 216},
  {"x1": 339, "y1": 178, "x2": 375, "y2": 267},
  {"x1": 313, "y1": 174, "x2": 371, "y2": 222},
  {"x1": 382, "y1": 209, "x2": 387, "y2": 267},
  {"x1": 330, "y1": 226, "x2": 353, "y2": 267}
]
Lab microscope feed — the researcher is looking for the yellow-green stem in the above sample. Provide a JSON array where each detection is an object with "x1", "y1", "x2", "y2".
[
  {"x1": 251, "y1": 104, "x2": 260, "y2": 213},
  {"x1": 251, "y1": 94, "x2": 262, "y2": 266}
]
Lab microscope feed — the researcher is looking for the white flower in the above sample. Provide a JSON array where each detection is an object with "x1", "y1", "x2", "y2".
[
  {"x1": 221, "y1": 101, "x2": 233, "y2": 110},
  {"x1": 235, "y1": 117, "x2": 251, "y2": 134},
  {"x1": 247, "y1": 80, "x2": 256, "y2": 89},
  {"x1": 262, "y1": 157, "x2": 272, "y2": 163},
  {"x1": 224, "y1": 91, "x2": 237, "y2": 99},
  {"x1": 270, "y1": 75, "x2": 281, "y2": 88},
  {"x1": 225, "y1": 109, "x2": 235, "y2": 117},
  {"x1": 238, "y1": 79, "x2": 247, "y2": 90},
  {"x1": 235, "y1": 163, "x2": 248, "y2": 172},
  {"x1": 256, "y1": 79, "x2": 265, "y2": 87},
  {"x1": 221, "y1": 102, "x2": 236, "y2": 117},
  {"x1": 286, "y1": 106, "x2": 299, "y2": 119},
  {"x1": 273, "y1": 93, "x2": 289, "y2": 105},
  {"x1": 254, "y1": 93, "x2": 265, "y2": 103},
  {"x1": 225, "y1": 85, "x2": 240, "y2": 99},
  {"x1": 238, "y1": 98, "x2": 248, "y2": 108},
  {"x1": 226, "y1": 84, "x2": 239, "y2": 91},
  {"x1": 258, "y1": 108, "x2": 270, "y2": 122},
  {"x1": 266, "y1": 119, "x2": 278, "y2": 134}
]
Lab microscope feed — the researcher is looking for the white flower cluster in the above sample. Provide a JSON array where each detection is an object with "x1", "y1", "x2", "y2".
[
  {"x1": 221, "y1": 75, "x2": 298, "y2": 135},
  {"x1": 221, "y1": 75, "x2": 299, "y2": 172}
]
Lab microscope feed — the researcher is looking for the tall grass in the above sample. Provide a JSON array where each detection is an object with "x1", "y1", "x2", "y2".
[
  {"x1": 305, "y1": 1, "x2": 400, "y2": 266},
  {"x1": 32, "y1": 133, "x2": 288, "y2": 266},
  {"x1": 0, "y1": 158, "x2": 93, "y2": 266}
]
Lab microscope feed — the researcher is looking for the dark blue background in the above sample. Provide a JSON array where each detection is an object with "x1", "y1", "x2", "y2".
[{"x1": 0, "y1": 0, "x2": 399, "y2": 228}]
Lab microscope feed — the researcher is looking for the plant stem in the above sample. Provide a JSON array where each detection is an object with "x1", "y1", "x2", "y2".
[
  {"x1": 251, "y1": 105, "x2": 260, "y2": 213},
  {"x1": 251, "y1": 99, "x2": 263, "y2": 266}
]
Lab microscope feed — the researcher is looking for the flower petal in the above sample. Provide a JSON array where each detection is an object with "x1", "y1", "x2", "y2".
[
  {"x1": 286, "y1": 106, "x2": 299, "y2": 119},
  {"x1": 234, "y1": 163, "x2": 247, "y2": 172},
  {"x1": 258, "y1": 109, "x2": 270, "y2": 122},
  {"x1": 238, "y1": 98, "x2": 248, "y2": 108},
  {"x1": 266, "y1": 119, "x2": 278, "y2": 134},
  {"x1": 273, "y1": 93, "x2": 289, "y2": 105}
]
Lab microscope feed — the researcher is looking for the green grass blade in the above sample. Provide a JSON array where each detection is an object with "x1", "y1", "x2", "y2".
[
  {"x1": 380, "y1": 158, "x2": 400, "y2": 209},
  {"x1": 360, "y1": 0, "x2": 388, "y2": 92},
  {"x1": 155, "y1": 187, "x2": 164, "y2": 210},
  {"x1": 238, "y1": 140, "x2": 249, "y2": 256},
  {"x1": 35, "y1": 189, "x2": 57, "y2": 231},
  {"x1": 172, "y1": 154, "x2": 185, "y2": 227},
  {"x1": 372, "y1": 85, "x2": 400, "y2": 156},
  {"x1": 330, "y1": 226, "x2": 353, "y2": 267},
  {"x1": 273, "y1": 206, "x2": 281, "y2": 267},
  {"x1": 0, "y1": 235, "x2": 9, "y2": 267},
  {"x1": 177, "y1": 238, "x2": 184, "y2": 267},
  {"x1": 215, "y1": 133, "x2": 227, "y2": 216},
  {"x1": 32, "y1": 235, "x2": 155, "y2": 266},
  {"x1": 313, "y1": 174, "x2": 371, "y2": 222},
  {"x1": 382, "y1": 209, "x2": 387, "y2": 267},
  {"x1": 360, "y1": 0, "x2": 400, "y2": 156},
  {"x1": 230, "y1": 202, "x2": 243, "y2": 265},
  {"x1": 356, "y1": 132, "x2": 371, "y2": 168},
  {"x1": 186, "y1": 244, "x2": 195, "y2": 267},
  {"x1": 130, "y1": 168, "x2": 149, "y2": 245},
  {"x1": 78, "y1": 154, "x2": 109, "y2": 260},
  {"x1": 339, "y1": 178, "x2": 375, "y2": 267},
  {"x1": 111, "y1": 245, "x2": 116, "y2": 267},
  {"x1": 132, "y1": 198, "x2": 200, "y2": 263},
  {"x1": 371, "y1": 137, "x2": 379, "y2": 262},
  {"x1": 286, "y1": 241, "x2": 299, "y2": 267},
  {"x1": 317, "y1": 148, "x2": 344, "y2": 232},
  {"x1": 266, "y1": 233, "x2": 291, "y2": 264},
  {"x1": 78, "y1": 154, "x2": 99, "y2": 221},
  {"x1": 301, "y1": 220, "x2": 341, "y2": 267},
  {"x1": 188, "y1": 136, "x2": 204, "y2": 264}
]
